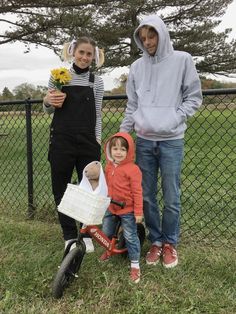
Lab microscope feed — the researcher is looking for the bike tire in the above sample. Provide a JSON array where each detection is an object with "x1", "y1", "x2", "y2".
[{"x1": 52, "y1": 245, "x2": 85, "y2": 299}]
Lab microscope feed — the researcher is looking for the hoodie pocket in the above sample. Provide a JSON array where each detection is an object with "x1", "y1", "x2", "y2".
[{"x1": 132, "y1": 106, "x2": 186, "y2": 137}]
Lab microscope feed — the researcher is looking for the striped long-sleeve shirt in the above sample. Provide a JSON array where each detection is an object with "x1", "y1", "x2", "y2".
[{"x1": 43, "y1": 66, "x2": 104, "y2": 142}]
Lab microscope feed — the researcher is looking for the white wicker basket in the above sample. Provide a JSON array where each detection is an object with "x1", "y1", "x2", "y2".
[{"x1": 58, "y1": 184, "x2": 110, "y2": 225}]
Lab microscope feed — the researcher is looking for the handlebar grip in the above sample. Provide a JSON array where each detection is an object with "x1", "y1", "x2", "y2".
[{"x1": 110, "y1": 199, "x2": 126, "y2": 209}]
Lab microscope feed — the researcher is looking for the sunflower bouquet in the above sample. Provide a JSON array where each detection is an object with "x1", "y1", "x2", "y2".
[{"x1": 50, "y1": 67, "x2": 72, "y2": 90}]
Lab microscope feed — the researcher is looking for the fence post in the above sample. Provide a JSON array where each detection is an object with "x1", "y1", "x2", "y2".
[{"x1": 25, "y1": 98, "x2": 35, "y2": 218}]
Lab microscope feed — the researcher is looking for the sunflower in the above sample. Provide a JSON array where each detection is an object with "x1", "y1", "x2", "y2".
[{"x1": 50, "y1": 67, "x2": 72, "y2": 90}]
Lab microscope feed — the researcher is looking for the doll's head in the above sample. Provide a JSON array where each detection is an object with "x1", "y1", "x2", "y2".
[{"x1": 84, "y1": 161, "x2": 101, "y2": 190}]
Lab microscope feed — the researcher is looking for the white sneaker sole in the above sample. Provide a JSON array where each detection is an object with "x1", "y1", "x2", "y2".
[
  {"x1": 83, "y1": 238, "x2": 95, "y2": 253},
  {"x1": 131, "y1": 278, "x2": 140, "y2": 284},
  {"x1": 163, "y1": 259, "x2": 178, "y2": 268},
  {"x1": 146, "y1": 259, "x2": 160, "y2": 265}
]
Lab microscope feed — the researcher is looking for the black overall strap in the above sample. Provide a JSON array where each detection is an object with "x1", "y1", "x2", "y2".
[{"x1": 89, "y1": 72, "x2": 95, "y2": 83}]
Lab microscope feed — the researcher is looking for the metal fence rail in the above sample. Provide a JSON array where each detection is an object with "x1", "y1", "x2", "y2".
[{"x1": 0, "y1": 89, "x2": 235, "y2": 245}]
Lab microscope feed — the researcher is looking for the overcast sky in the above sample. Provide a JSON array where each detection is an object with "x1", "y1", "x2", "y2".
[{"x1": 0, "y1": 1, "x2": 236, "y2": 93}]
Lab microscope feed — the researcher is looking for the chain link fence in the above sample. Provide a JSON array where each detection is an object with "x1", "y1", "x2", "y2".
[{"x1": 0, "y1": 90, "x2": 235, "y2": 245}]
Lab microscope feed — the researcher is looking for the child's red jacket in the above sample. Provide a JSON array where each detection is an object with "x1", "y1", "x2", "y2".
[{"x1": 104, "y1": 132, "x2": 143, "y2": 218}]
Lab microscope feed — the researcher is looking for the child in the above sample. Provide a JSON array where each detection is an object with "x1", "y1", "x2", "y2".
[
  {"x1": 100, "y1": 132, "x2": 143, "y2": 283},
  {"x1": 43, "y1": 37, "x2": 104, "y2": 253}
]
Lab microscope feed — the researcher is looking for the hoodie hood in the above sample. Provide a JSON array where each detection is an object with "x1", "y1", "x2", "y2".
[
  {"x1": 105, "y1": 132, "x2": 135, "y2": 165},
  {"x1": 79, "y1": 161, "x2": 108, "y2": 196},
  {"x1": 134, "y1": 15, "x2": 174, "y2": 61}
]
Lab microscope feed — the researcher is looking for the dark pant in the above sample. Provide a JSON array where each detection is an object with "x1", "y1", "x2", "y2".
[{"x1": 49, "y1": 131, "x2": 100, "y2": 240}]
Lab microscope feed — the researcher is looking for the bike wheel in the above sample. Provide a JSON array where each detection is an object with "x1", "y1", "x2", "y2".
[{"x1": 52, "y1": 245, "x2": 85, "y2": 299}]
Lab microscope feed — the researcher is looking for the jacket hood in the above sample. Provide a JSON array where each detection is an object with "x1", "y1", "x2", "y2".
[
  {"x1": 134, "y1": 15, "x2": 174, "y2": 61},
  {"x1": 105, "y1": 132, "x2": 135, "y2": 165}
]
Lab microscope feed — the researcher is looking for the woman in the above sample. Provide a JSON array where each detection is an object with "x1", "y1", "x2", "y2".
[{"x1": 43, "y1": 37, "x2": 104, "y2": 252}]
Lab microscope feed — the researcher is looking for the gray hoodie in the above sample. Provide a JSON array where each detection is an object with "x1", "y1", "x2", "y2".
[{"x1": 120, "y1": 15, "x2": 202, "y2": 140}]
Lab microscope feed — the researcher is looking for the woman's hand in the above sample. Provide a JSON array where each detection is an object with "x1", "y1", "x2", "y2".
[{"x1": 44, "y1": 89, "x2": 66, "y2": 108}]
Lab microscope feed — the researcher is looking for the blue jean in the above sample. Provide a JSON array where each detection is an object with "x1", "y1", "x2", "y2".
[
  {"x1": 102, "y1": 210, "x2": 140, "y2": 261},
  {"x1": 136, "y1": 137, "x2": 184, "y2": 246}
]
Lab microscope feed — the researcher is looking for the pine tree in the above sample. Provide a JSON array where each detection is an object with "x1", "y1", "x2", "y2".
[
  {"x1": 1, "y1": 87, "x2": 14, "y2": 101},
  {"x1": 0, "y1": 0, "x2": 235, "y2": 76}
]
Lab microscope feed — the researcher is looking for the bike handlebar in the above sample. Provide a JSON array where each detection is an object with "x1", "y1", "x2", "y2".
[{"x1": 110, "y1": 199, "x2": 126, "y2": 209}]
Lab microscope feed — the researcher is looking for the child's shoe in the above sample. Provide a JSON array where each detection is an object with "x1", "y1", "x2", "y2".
[
  {"x1": 83, "y1": 237, "x2": 95, "y2": 253},
  {"x1": 99, "y1": 250, "x2": 110, "y2": 262},
  {"x1": 130, "y1": 268, "x2": 141, "y2": 283},
  {"x1": 162, "y1": 243, "x2": 178, "y2": 268}
]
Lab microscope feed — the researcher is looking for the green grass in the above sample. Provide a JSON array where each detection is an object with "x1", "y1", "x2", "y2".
[
  {"x1": 0, "y1": 215, "x2": 235, "y2": 314},
  {"x1": 0, "y1": 104, "x2": 235, "y2": 313}
]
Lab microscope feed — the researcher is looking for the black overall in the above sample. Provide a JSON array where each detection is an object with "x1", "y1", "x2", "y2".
[{"x1": 48, "y1": 73, "x2": 101, "y2": 240}]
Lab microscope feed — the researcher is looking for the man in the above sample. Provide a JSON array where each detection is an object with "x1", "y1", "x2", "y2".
[{"x1": 120, "y1": 15, "x2": 202, "y2": 268}]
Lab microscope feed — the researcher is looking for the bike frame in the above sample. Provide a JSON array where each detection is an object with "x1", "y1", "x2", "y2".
[{"x1": 80, "y1": 224, "x2": 127, "y2": 258}]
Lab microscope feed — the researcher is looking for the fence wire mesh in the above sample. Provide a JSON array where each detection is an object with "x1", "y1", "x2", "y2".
[{"x1": 0, "y1": 90, "x2": 235, "y2": 246}]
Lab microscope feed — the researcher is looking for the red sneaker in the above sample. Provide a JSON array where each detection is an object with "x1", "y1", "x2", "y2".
[
  {"x1": 99, "y1": 250, "x2": 110, "y2": 262},
  {"x1": 162, "y1": 243, "x2": 178, "y2": 268},
  {"x1": 146, "y1": 245, "x2": 162, "y2": 265},
  {"x1": 130, "y1": 268, "x2": 141, "y2": 283}
]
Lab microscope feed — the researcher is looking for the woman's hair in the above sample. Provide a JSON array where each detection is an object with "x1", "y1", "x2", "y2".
[
  {"x1": 72, "y1": 36, "x2": 96, "y2": 50},
  {"x1": 109, "y1": 136, "x2": 129, "y2": 153},
  {"x1": 61, "y1": 36, "x2": 104, "y2": 67}
]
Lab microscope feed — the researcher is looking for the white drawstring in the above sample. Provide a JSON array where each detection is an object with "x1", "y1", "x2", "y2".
[
  {"x1": 95, "y1": 46, "x2": 100, "y2": 66},
  {"x1": 67, "y1": 39, "x2": 77, "y2": 56}
]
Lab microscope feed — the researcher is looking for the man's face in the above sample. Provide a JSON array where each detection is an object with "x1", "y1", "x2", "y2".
[{"x1": 139, "y1": 27, "x2": 159, "y2": 56}]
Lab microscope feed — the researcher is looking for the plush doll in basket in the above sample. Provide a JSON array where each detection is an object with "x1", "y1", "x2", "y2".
[
  {"x1": 79, "y1": 161, "x2": 108, "y2": 196},
  {"x1": 78, "y1": 161, "x2": 108, "y2": 252}
]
